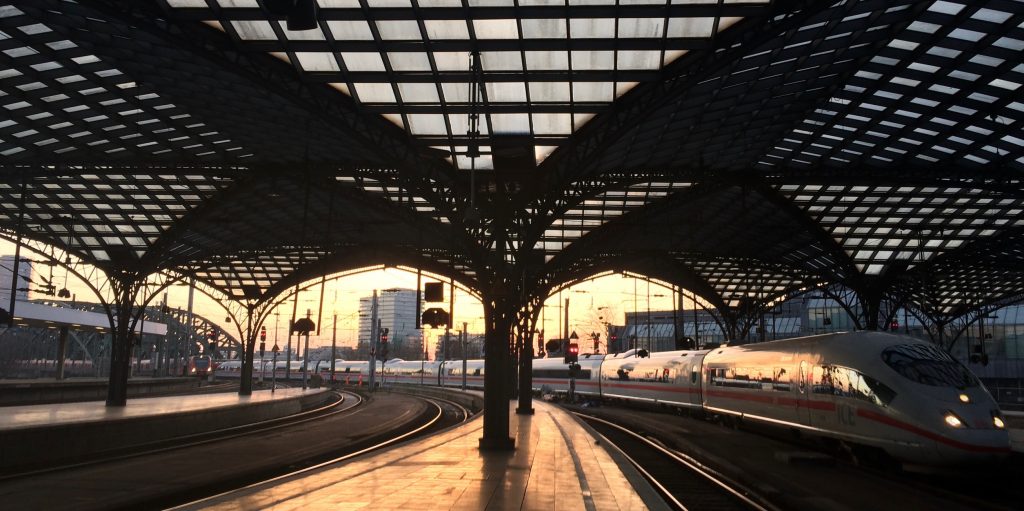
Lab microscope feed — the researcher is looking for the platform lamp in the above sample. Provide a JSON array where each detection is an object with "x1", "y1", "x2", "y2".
[{"x1": 292, "y1": 314, "x2": 316, "y2": 389}]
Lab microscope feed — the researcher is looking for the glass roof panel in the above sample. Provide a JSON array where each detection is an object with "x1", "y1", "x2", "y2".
[
  {"x1": 485, "y1": 82, "x2": 527, "y2": 102},
  {"x1": 760, "y1": 1, "x2": 1024, "y2": 172},
  {"x1": 525, "y1": 51, "x2": 570, "y2": 71},
  {"x1": 340, "y1": 52, "x2": 386, "y2": 72},
  {"x1": 522, "y1": 18, "x2": 567, "y2": 39},
  {"x1": 231, "y1": 20, "x2": 277, "y2": 41},
  {"x1": 570, "y1": 18, "x2": 616, "y2": 39},
  {"x1": 326, "y1": 20, "x2": 375, "y2": 41},
  {"x1": 407, "y1": 114, "x2": 448, "y2": 135},
  {"x1": 532, "y1": 113, "x2": 572, "y2": 135},
  {"x1": 433, "y1": 51, "x2": 471, "y2": 71},
  {"x1": 529, "y1": 82, "x2": 571, "y2": 102},
  {"x1": 618, "y1": 18, "x2": 665, "y2": 38},
  {"x1": 481, "y1": 51, "x2": 523, "y2": 71},
  {"x1": 353, "y1": 83, "x2": 397, "y2": 103},
  {"x1": 388, "y1": 52, "x2": 432, "y2": 71},
  {"x1": 490, "y1": 113, "x2": 530, "y2": 134},
  {"x1": 376, "y1": 20, "x2": 423, "y2": 41},
  {"x1": 164, "y1": 2, "x2": 763, "y2": 169},
  {"x1": 618, "y1": 50, "x2": 661, "y2": 70},
  {"x1": 573, "y1": 82, "x2": 614, "y2": 102},
  {"x1": 424, "y1": 20, "x2": 470, "y2": 40},
  {"x1": 397, "y1": 82, "x2": 440, "y2": 103},
  {"x1": 295, "y1": 52, "x2": 340, "y2": 72},
  {"x1": 571, "y1": 50, "x2": 614, "y2": 70},
  {"x1": 473, "y1": 19, "x2": 520, "y2": 39},
  {"x1": 667, "y1": 17, "x2": 715, "y2": 38}
]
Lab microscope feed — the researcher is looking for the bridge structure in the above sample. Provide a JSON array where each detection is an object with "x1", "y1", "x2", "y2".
[{"x1": 0, "y1": 0, "x2": 1022, "y2": 448}]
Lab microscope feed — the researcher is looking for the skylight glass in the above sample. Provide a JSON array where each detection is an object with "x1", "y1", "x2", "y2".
[{"x1": 164, "y1": 1, "x2": 757, "y2": 170}]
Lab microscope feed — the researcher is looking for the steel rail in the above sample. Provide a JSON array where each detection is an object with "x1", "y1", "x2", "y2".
[
  {"x1": 576, "y1": 412, "x2": 777, "y2": 511},
  {"x1": 169, "y1": 396, "x2": 453, "y2": 510}
]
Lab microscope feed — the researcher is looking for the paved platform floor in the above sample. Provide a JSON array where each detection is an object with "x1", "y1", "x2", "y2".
[
  {"x1": 0, "y1": 387, "x2": 321, "y2": 431},
  {"x1": 187, "y1": 399, "x2": 662, "y2": 511}
]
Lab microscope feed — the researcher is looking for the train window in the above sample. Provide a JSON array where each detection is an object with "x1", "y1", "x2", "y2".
[
  {"x1": 691, "y1": 370, "x2": 699, "y2": 385},
  {"x1": 710, "y1": 367, "x2": 760, "y2": 389},
  {"x1": 814, "y1": 364, "x2": 896, "y2": 406},
  {"x1": 881, "y1": 344, "x2": 979, "y2": 388},
  {"x1": 812, "y1": 366, "x2": 831, "y2": 394},
  {"x1": 772, "y1": 368, "x2": 791, "y2": 392}
]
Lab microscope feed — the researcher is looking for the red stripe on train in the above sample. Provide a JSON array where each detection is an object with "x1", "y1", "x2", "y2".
[{"x1": 706, "y1": 389, "x2": 836, "y2": 410}]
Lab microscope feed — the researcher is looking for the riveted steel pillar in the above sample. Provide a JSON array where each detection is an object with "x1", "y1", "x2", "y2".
[
  {"x1": 106, "y1": 279, "x2": 136, "y2": 406},
  {"x1": 480, "y1": 296, "x2": 515, "y2": 450}
]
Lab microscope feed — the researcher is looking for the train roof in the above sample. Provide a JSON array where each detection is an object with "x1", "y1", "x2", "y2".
[{"x1": 708, "y1": 331, "x2": 935, "y2": 364}]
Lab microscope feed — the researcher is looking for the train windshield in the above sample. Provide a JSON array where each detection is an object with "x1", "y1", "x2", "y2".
[{"x1": 881, "y1": 344, "x2": 978, "y2": 388}]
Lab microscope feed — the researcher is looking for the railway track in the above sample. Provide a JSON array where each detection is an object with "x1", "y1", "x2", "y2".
[
  {"x1": 168, "y1": 395, "x2": 468, "y2": 510},
  {"x1": 576, "y1": 412, "x2": 778, "y2": 511},
  {"x1": 0, "y1": 391, "x2": 469, "y2": 510}
]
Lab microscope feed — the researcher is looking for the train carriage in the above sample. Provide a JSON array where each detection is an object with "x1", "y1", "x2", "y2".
[
  {"x1": 600, "y1": 349, "x2": 704, "y2": 409},
  {"x1": 533, "y1": 354, "x2": 603, "y2": 397},
  {"x1": 700, "y1": 332, "x2": 1009, "y2": 464},
  {"x1": 440, "y1": 359, "x2": 486, "y2": 388}
]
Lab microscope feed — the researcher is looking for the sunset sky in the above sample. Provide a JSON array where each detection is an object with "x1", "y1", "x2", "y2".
[{"x1": 1, "y1": 239, "x2": 689, "y2": 356}]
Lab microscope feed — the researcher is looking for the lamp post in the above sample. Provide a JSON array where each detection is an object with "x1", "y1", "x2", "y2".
[
  {"x1": 271, "y1": 343, "x2": 279, "y2": 393},
  {"x1": 292, "y1": 312, "x2": 316, "y2": 390}
]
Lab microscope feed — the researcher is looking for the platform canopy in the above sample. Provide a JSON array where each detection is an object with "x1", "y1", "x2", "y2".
[{"x1": 0, "y1": 0, "x2": 1022, "y2": 326}]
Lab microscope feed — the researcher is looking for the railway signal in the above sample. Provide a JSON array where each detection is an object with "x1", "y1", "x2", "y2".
[
  {"x1": 564, "y1": 342, "x2": 579, "y2": 364},
  {"x1": 379, "y1": 327, "x2": 390, "y2": 360},
  {"x1": 259, "y1": 326, "x2": 267, "y2": 358}
]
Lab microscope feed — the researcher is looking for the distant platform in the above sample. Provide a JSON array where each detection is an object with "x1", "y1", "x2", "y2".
[
  {"x1": 0, "y1": 387, "x2": 319, "y2": 431},
  {"x1": 0, "y1": 377, "x2": 201, "y2": 406},
  {"x1": 0, "y1": 388, "x2": 333, "y2": 472},
  {"x1": 186, "y1": 398, "x2": 663, "y2": 510}
]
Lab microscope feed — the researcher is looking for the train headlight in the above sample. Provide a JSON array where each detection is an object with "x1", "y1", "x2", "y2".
[
  {"x1": 992, "y1": 413, "x2": 1005, "y2": 429},
  {"x1": 943, "y1": 411, "x2": 965, "y2": 429},
  {"x1": 958, "y1": 393, "x2": 970, "y2": 403}
]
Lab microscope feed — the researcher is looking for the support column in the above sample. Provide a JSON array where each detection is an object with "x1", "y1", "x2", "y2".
[
  {"x1": 858, "y1": 285, "x2": 884, "y2": 331},
  {"x1": 239, "y1": 305, "x2": 257, "y2": 396},
  {"x1": 107, "y1": 279, "x2": 136, "y2": 406},
  {"x1": 480, "y1": 298, "x2": 515, "y2": 450},
  {"x1": 516, "y1": 303, "x2": 538, "y2": 415},
  {"x1": 515, "y1": 332, "x2": 535, "y2": 415},
  {"x1": 56, "y1": 326, "x2": 69, "y2": 380}
]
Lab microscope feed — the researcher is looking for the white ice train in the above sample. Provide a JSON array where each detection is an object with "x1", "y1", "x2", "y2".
[
  {"x1": 533, "y1": 331, "x2": 1010, "y2": 465},
  {"x1": 217, "y1": 332, "x2": 1010, "y2": 465}
]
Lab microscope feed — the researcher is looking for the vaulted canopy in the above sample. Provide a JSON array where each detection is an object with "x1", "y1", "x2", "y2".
[{"x1": 1, "y1": 0, "x2": 1022, "y2": 325}]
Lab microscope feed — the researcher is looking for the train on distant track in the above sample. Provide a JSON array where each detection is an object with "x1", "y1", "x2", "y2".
[{"x1": 216, "y1": 331, "x2": 1010, "y2": 465}]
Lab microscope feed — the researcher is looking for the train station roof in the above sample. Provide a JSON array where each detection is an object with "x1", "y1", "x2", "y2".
[{"x1": 0, "y1": 1, "x2": 1022, "y2": 324}]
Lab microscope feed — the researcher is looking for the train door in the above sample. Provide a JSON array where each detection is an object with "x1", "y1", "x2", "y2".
[
  {"x1": 797, "y1": 360, "x2": 811, "y2": 426},
  {"x1": 688, "y1": 359, "x2": 703, "y2": 408}
]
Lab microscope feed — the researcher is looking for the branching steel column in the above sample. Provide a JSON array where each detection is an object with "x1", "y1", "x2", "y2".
[
  {"x1": 516, "y1": 294, "x2": 543, "y2": 416},
  {"x1": 480, "y1": 284, "x2": 516, "y2": 450},
  {"x1": 238, "y1": 299, "x2": 276, "y2": 396},
  {"x1": 106, "y1": 276, "x2": 138, "y2": 406}
]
